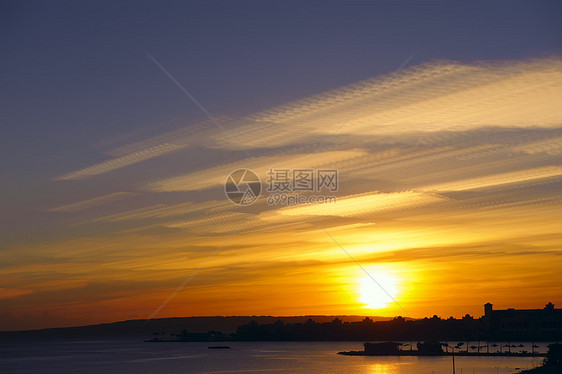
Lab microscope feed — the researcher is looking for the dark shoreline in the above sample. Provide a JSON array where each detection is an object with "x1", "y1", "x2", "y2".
[{"x1": 338, "y1": 350, "x2": 546, "y2": 357}]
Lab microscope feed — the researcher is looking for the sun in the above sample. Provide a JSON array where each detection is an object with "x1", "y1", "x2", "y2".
[{"x1": 358, "y1": 270, "x2": 399, "y2": 310}]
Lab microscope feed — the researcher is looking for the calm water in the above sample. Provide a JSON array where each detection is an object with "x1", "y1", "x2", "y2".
[{"x1": 0, "y1": 339, "x2": 544, "y2": 373}]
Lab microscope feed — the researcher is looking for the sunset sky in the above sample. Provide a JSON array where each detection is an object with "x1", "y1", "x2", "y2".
[{"x1": 1, "y1": 1, "x2": 562, "y2": 331}]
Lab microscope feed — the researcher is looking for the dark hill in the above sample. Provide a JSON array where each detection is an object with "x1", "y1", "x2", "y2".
[{"x1": 0, "y1": 315, "x2": 396, "y2": 338}]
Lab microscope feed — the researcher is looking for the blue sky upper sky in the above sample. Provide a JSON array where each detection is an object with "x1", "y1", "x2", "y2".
[{"x1": 1, "y1": 1, "x2": 562, "y2": 330}]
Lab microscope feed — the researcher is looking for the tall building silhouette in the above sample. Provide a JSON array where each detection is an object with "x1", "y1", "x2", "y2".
[{"x1": 484, "y1": 302, "x2": 562, "y2": 341}]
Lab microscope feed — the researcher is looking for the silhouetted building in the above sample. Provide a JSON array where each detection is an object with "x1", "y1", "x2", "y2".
[
  {"x1": 484, "y1": 302, "x2": 562, "y2": 341},
  {"x1": 417, "y1": 341, "x2": 445, "y2": 355}
]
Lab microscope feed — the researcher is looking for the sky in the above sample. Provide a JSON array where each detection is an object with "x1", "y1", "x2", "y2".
[{"x1": 1, "y1": 1, "x2": 562, "y2": 330}]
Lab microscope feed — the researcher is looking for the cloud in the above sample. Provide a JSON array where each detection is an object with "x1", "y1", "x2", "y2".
[
  {"x1": 49, "y1": 192, "x2": 137, "y2": 212},
  {"x1": 52, "y1": 57, "x2": 562, "y2": 181},
  {"x1": 92, "y1": 200, "x2": 232, "y2": 222},
  {"x1": 422, "y1": 166, "x2": 562, "y2": 192},
  {"x1": 271, "y1": 191, "x2": 446, "y2": 218},
  {"x1": 53, "y1": 143, "x2": 183, "y2": 181},
  {"x1": 211, "y1": 57, "x2": 562, "y2": 149},
  {"x1": 146, "y1": 149, "x2": 367, "y2": 192},
  {"x1": 512, "y1": 136, "x2": 562, "y2": 156},
  {"x1": 0, "y1": 288, "x2": 33, "y2": 299}
]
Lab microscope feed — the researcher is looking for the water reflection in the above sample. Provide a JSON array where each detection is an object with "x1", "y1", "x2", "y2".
[
  {"x1": 368, "y1": 362, "x2": 402, "y2": 374},
  {"x1": 0, "y1": 339, "x2": 544, "y2": 374},
  {"x1": 360, "y1": 355, "x2": 542, "y2": 374}
]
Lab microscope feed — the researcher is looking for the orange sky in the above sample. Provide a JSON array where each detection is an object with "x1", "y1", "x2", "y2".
[{"x1": 1, "y1": 57, "x2": 562, "y2": 331}]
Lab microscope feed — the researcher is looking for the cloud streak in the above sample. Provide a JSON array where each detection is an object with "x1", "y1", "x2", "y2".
[
  {"x1": 52, "y1": 57, "x2": 562, "y2": 182},
  {"x1": 50, "y1": 192, "x2": 137, "y2": 212}
]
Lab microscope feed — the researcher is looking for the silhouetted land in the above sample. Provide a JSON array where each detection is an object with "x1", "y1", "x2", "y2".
[
  {"x1": 147, "y1": 314, "x2": 560, "y2": 343},
  {"x1": 3, "y1": 304, "x2": 561, "y2": 344},
  {"x1": 229, "y1": 316, "x2": 479, "y2": 342},
  {"x1": 518, "y1": 344, "x2": 562, "y2": 373},
  {"x1": 0, "y1": 315, "x2": 389, "y2": 339}
]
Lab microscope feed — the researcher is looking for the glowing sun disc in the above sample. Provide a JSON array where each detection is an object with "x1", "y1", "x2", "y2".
[{"x1": 359, "y1": 271, "x2": 398, "y2": 309}]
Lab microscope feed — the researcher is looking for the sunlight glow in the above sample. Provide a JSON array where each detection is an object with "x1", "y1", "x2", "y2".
[{"x1": 358, "y1": 270, "x2": 399, "y2": 310}]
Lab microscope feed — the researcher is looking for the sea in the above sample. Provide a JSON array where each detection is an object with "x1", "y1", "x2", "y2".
[{"x1": 0, "y1": 339, "x2": 546, "y2": 373}]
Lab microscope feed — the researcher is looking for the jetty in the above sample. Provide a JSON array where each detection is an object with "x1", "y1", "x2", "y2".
[{"x1": 338, "y1": 341, "x2": 547, "y2": 357}]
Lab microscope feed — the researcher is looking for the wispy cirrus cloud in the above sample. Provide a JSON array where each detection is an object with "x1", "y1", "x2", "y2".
[
  {"x1": 146, "y1": 149, "x2": 367, "y2": 192},
  {"x1": 52, "y1": 143, "x2": 183, "y2": 181},
  {"x1": 211, "y1": 57, "x2": 562, "y2": 149},
  {"x1": 52, "y1": 57, "x2": 562, "y2": 182},
  {"x1": 0, "y1": 288, "x2": 33, "y2": 299},
  {"x1": 49, "y1": 192, "x2": 137, "y2": 212},
  {"x1": 92, "y1": 200, "x2": 232, "y2": 223},
  {"x1": 270, "y1": 191, "x2": 446, "y2": 218},
  {"x1": 421, "y1": 165, "x2": 562, "y2": 192}
]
